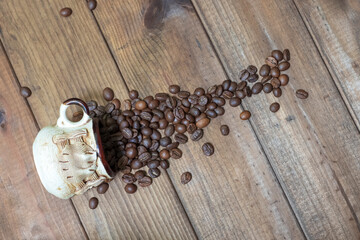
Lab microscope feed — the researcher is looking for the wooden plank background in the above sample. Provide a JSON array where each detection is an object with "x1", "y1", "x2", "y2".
[{"x1": 0, "y1": 0, "x2": 359, "y2": 239}]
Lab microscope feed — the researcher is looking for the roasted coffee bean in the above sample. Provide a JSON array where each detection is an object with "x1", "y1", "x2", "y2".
[
  {"x1": 263, "y1": 83, "x2": 273, "y2": 93},
  {"x1": 214, "y1": 106, "x2": 225, "y2": 116},
  {"x1": 215, "y1": 85, "x2": 224, "y2": 96},
  {"x1": 126, "y1": 147, "x2": 137, "y2": 159},
  {"x1": 270, "y1": 67, "x2": 280, "y2": 78},
  {"x1": 122, "y1": 173, "x2": 136, "y2": 183},
  {"x1": 175, "y1": 124, "x2": 187, "y2": 134},
  {"x1": 220, "y1": 125, "x2": 230, "y2": 136},
  {"x1": 261, "y1": 75, "x2": 272, "y2": 83},
  {"x1": 189, "y1": 107, "x2": 201, "y2": 117},
  {"x1": 273, "y1": 88, "x2": 282, "y2": 98},
  {"x1": 196, "y1": 117, "x2": 210, "y2": 128},
  {"x1": 212, "y1": 97, "x2": 225, "y2": 106},
  {"x1": 155, "y1": 93, "x2": 169, "y2": 101},
  {"x1": 128, "y1": 90, "x2": 139, "y2": 100},
  {"x1": 151, "y1": 151, "x2": 159, "y2": 160},
  {"x1": 174, "y1": 107, "x2": 185, "y2": 119},
  {"x1": 271, "y1": 78, "x2": 281, "y2": 88},
  {"x1": 20, "y1": 87, "x2": 32, "y2": 98},
  {"x1": 124, "y1": 99, "x2": 132, "y2": 110},
  {"x1": 279, "y1": 74, "x2": 289, "y2": 86},
  {"x1": 166, "y1": 96, "x2": 177, "y2": 109},
  {"x1": 187, "y1": 123, "x2": 196, "y2": 134},
  {"x1": 122, "y1": 128, "x2": 133, "y2": 139},
  {"x1": 259, "y1": 64, "x2": 271, "y2": 77},
  {"x1": 160, "y1": 160, "x2": 170, "y2": 169},
  {"x1": 144, "y1": 96, "x2": 154, "y2": 104},
  {"x1": 245, "y1": 86, "x2": 252, "y2": 97},
  {"x1": 87, "y1": 101, "x2": 98, "y2": 111},
  {"x1": 60, "y1": 7, "x2": 72, "y2": 17},
  {"x1": 142, "y1": 139, "x2": 151, "y2": 149},
  {"x1": 151, "y1": 129, "x2": 161, "y2": 140},
  {"x1": 191, "y1": 129, "x2": 203, "y2": 141},
  {"x1": 296, "y1": 89, "x2": 309, "y2": 99},
  {"x1": 252, "y1": 83, "x2": 263, "y2": 94},
  {"x1": 148, "y1": 168, "x2": 161, "y2": 178},
  {"x1": 147, "y1": 160, "x2": 160, "y2": 169},
  {"x1": 206, "y1": 110, "x2": 217, "y2": 118},
  {"x1": 198, "y1": 95, "x2": 209, "y2": 106},
  {"x1": 278, "y1": 61, "x2": 290, "y2": 72},
  {"x1": 169, "y1": 84, "x2": 180, "y2": 94},
  {"x1": 177, "y1": 91, "x2": 190, "y2": 99},
  {"x1": 89, "y1": 197, "x2": 98, "y2": 209},
  {"x1": 175, "y1": 133, "x2": 188, "y2": 144},
  {"x1": 240, "y1": 110, "x2": 251, "y2": 120},
  {"x1": 229, "y1": 97, "x2": 241, "y2": 107},
  {"x1": 165, "y1": 110, "x2": 175, "y2": 122},
  {"x1": 105, "y1": 103, "x2": 115, "y2": 114},
  {"x1": 171, "y1": 148, "x2": 183, "y2": 159},
  {"x1": 110, "y1": 98, "x2": 120, "y2": 110},
  {"x1": 125, "y1": 183, "x2": 137, "y2": 194},
  {"x1": 222, "y1": 79, "x2": 231, "y2": 90},
  {"x1": 247, "y1": 74, "x2": 259, "y2": 83},
  {"x1": 247, "y1": 65, "x2": 257, "y2": 75},
  {"x1": 270, "y1": 102, "x2": 280, "y2": 112},
  {"x1": 265, "y1": 56, "x2": 277, "y2": 67},
  {"x1": 158, "y1": 119, "x2": 168, "y2": 129},
  {"x1": 167, "y1": 142, "x2": 179, "y2": 150},
  {"x1": 160, "y1": 137, "x2": 172, "y2": 147},
  {"x1": 185, "y1": 113, "x2": 195, "y2": 122},
  {"x1": 135, "y1": 100, "x2": 147, "y2": 110},
  {"x1": 181, "y1": 172, "x2": 192, "y2": 185},
  {"x1": 138, "y1": 176, "x2": 152, "y2": 187},
  {"x1": 149, "y1": 140, "x2": 160, "y2": 151},
  {"x1": 165, "y1": 124, "x2": 175, "y2": 137},
  {"x1": 207, "y1": 102, "x2": 217, "y2": 110},
  {"x1": 207, "y1": 85, "x2": 217, "y2": 95},
  {"x1": 139, "y1": 152, "x2": 151, "y2": 162},
  {"x1": 88, "y1": 0, "x2": 97, "y2": 10},
  {"x1": 239, "y1": 69, "x2": 250, "y2": 81},
  {"x1": 103, "y1": 87, "x2": 114, "y2": 101},
  {"x1": 236, "y1": 90, "x2": 246, "y2": 99},
  {"x1": 119, "y1": 120, "x2": 129, "y2": 129},
  {"x1": 148, "y1": 99, "x2": 159, "y2": 109},
  {"x1": 222, "y1": 91, "x2": 234, "y2": 99},
  {"x1": 283, "y1": 49, "x2": 290, "y2": 61},
  {"x1": 228, "y1": 82, "x2": 237, "y2": 92},
  {"x1": 134, "y1": 170, "x2": 146, "y2": 180},
  {"x1": 137, "y1": 146, "x2": 147, "y2": 155},
  {"x1": 160, "y1": 149, "x2": 170, "y2": 160},
  {"x1": 140, "y1": 127, "x2": 152, "y2": 137},
  {"x1": 271, "y1": 50, "x2": 284, "y2": 61},
  {"x1": 195, "y1": 113, "x2": 207, "y2": 122},
  {"x1": 131, "y1": 159, "x2": 142, "y2": 169},
  {"x1": 97, "y1": 182, "x2": 109, "y2": 194},
  {"x1": 140, "y1": 111, "x2": 152, "y2": 122},
  {"x1": 237, "y1": 81, "x2": 247, "y2": 91},
  {"x1": 202, "y1": 142, "x2": 214, "y2": 156}
]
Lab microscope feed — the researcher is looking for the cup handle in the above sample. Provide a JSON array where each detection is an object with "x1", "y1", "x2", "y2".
[{"x1": 56, "y1": 98, "x2": 90, "y2": 128}]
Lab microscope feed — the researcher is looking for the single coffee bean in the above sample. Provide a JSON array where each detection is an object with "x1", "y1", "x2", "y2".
[
  {"x1": 97, "y1": 182, "x2": 109, "y2": 194},
  {"x1": 169, "y1": 84, "x2": 180, "y2": 94},
  {"x1": 177, "y1": 91, "x2": 190, "y2": 99},
  {"x1": 111, "y1": 98, "x2": 121, "y2": 110},
  {"x1": 261, "y1": 75, "x2": 272, "y2": 84},
  {"x1": 188, "y1": 95, "x2": 199, "y2": 105},
  {"x1": 207, "y1": 85, "x2": 217, "y2": 95},
  {"x1": 222, "y1": 91, "x2": 234, "y2": 99},
  {"x1": 236, "y1": 90, "x2": 246, "y2": 99},
  {"x1": 259, "y1": 64, "x2": 271, "y2": 77},
  {"x1": 148, "y1": 99, "x2": 160, "y2": 109},
  {"x1": 239, "y1": 69, "x2": 250, "y2": 81},
  {"x1": 181, "y1": 172, "x2": 192, "y2": 184},
  {"x1": 166, "y1": 96, "x2": 178, "y2": 109},
  {"x1": 124, "y1": 183, "x2": 137, "y2": 194},
  {"x1": 126, "y1": 147, "x2": 137, "y2": 159},
  {"x1": 158, "y1": 119, "x2": 168, "y2": 129},
  {"x1": 194, "y1": 87, "x2": 205, "y2": 96},
  {"x1": 147, "y1": 160, "x2": 160, "y2": 169},
  {"x1": 247, "y1": 65, "x2": 257, "y2": 75},
  {"x1": 131, "y1": 159, "x2": 142, "y2": 169},
  {"x1": 20, "y1": 87, "x2": 32, "y2": 98},
  {"x1": 245, "y1": 86, "x2": 252, "y2": 97},
  {"x1": 103, "y1": 87, "x2": 114, "y2": 101},
  {"x1": 237, "y1": 81, "x2": 247, "y2": 90},
  {"x1": 279, "y1": 74, "x2": 289, "y2": 86},
  {"x1": 166, "y1": 142, "x2": 179, "y2": 150},
  {"x1": 229, "y1": 97, "x2": 241, "y2": 107},
  {"x1": 228, "y1": 82, "x2": 237, "y2": 92},
  {"x1": 171, "y1": 148, "x2": 182, "y2": 159},
  {"x1": 88, "y1": 0, "x2": 97, "y2": 10},
  {"x1": 60, "y1": 7, "x2": 72, "y2": 17},
  {"x1": 191, "y1": 129, "x2": 203, "y2": 141},
  {"x1": 263, "y1": 83, "x2": 273, "y2": 93},
  {"x1": 89, "y1": 197, "x2": 98, "y2": 209},
  {"x1": 122, "y1": 128, "x2": 133, "y2": 139},
  {"x1": 134, "y1": 170, "x2": 146, "y2": 180},
  {"x1": 222, "y1": 79, "x2": 231, "y2": 90},
  {"x1": 138, "y1": 152, "x2": 151, "y2": 162},
  {"x1": 215, "y1": 85, "x2": 223, "y2": 96},
  {"x1": 271, "y1": 50, "x2": 284, "y2": 61},
  {"x1": 265, "y1": 56, "x2": 277, "y2": 67},
  {"x1": 123, "y1": 99, "x2": 132, "y2": 110},
  {"x1": 165, "y1": 124, "x2": 175, "y2": 137},
  {"x1": 202, "y1": 142, "x2": 214, "y2": 156},
  {"x1": 87, "y1": 100, "x2": 98, "y2": 111},
  {"x1": 128, "y1": 90, "x2": 139, "y2": 100},
  {"x1": 270, "y1": 67, "x2": 280, "y2": 78},
  {"x1": 271, "y1": 78, "x2": 281, "y2": 88},
  {"x1": 273, "y1": 88, "x2": 282, "y2": 98},
  {"x1": 214, "y1": 106, "x2": 225, "y2": 116},
  {"x1": 160, "y1": 137, "x2": 172, "y2": 147},
  {"x1": 138, "y1": 176, "x2": 152, "y2": 187},
  {"x1": 212, "y1": 97, "x2": 225, "y2": 106},
  {"x1": 283, "y1": 49, "x2": 290, "y2": 61},
  {"x1": 240, "y1": 110, "x2": 251, "y2": 120},
  {"x1": 160, "y1": 149, "x2": 170, "y2": 160},
  {"x1": 196, "y1": 117, "x2": 210, "y2": 128},
  {"x1": 220, "y1": 125, "x2": 230, "y2": 136},
  {"x1": 175, "y1": 133, "x2": 188, "y2": 144},
  {"x1": 252, "y1": 82, "x2": 263, "y2": 94},
  {"x1": 105, "y1": 103, "x2": 115, "y2": 114},
  {"x1": 160, "y1": 160, "x2": 170, "y2": 169},
  {"x1": 278, "y1": 61, "x2": 290, "y2": 71},
  {"x1": 247, "y1": 74, "x2": 259, "y2": 83},
  {"x1": 270, "y1": 102, "x2": 280, "y2": 112},
  {"x1": 187, "y1": 123, "x2": 197, "y2": 134},
  {"x1": 189, "y1": 107, "x2": 201, "y2": 117},
  {"x1": 206, "y1": 110, "x2": 217, "y2": 118},
  {"x1": 148, "y1": 168, "x2": 161, "y2": 178},
  {"x1": 122, "y1": 173, "x2": 136, "y2": 183},
  {"x1": 165, "y1": 110, "x2": 175, "y2": 122},
  {"x1": 174, "y1": 107, "x2": 185, "y2": 119},
  {"x1": 135, "y1": 100, "x2": 147, "y2": 110},
  {"x1": 155, "y1": 93, "x2": 169, "y2": 101},
  {"x1": 198, "y1": 95, "x2": 209, "y2": 106},
  {"x1": 175, "y1": 124, "x2": 187, "y2": 134},
  {"x1": 296, "y1": 89, "x2": 309, "y2": 99},
  {"x1": 151, "y1": 129, "x2": 161, "y2": 140},
  {"x1": 137, "y1": 146, "x2": 147, "y2": 155}
]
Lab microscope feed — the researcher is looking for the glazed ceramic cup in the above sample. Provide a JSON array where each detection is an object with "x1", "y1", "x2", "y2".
[{"x1": 33, "y1": 98, "x2": 113, "y2": 199}]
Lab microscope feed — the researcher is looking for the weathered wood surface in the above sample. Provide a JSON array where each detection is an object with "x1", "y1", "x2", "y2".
[
  {"x1": 92, "y1": 0, "x2": 304, "y2": 239},
  {"x1": 0, "y1": 42, "x2": 87, "y2": 239},
  {"x1": 0, "y1": 0, "x2": 196, "y2": 239},
  {"x1": 192, "y1": 0, "x2": 360, "y2": 239},
  {"x1": 293, "y1": 0, "x2": 360, "y2": 129}
]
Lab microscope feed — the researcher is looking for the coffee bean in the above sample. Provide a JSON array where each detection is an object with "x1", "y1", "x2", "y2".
[
  {"x1": 270, "y1": 67, "x2": 280, "y2": 78},
  {"x1": 160, "y1": 160, "x2": 170, "y2": 169},
  {"x1": 265, "y1": 56, "x2": 277, "y2": 67},
  {"x1": 191, "y1": 129, "x2": 203, "y2": 141},
  {"x1": 220, "y1": 125, "x2": 230, "y2": 136},
  {"x1": 148, "y1": 168, "x2": 161, "y2": 178},
  {"x1": 131, "y1": 159, "x2": 142, "y2": 169},
  {"x1": 20, "y1": 87, "x2": 32, "y2": 98},
  {"x1": 160, "y1": 149, "x2": 170, "y2": 160},
  {"x1": 128, "y1": 90, "x2": 139, "y2": 100},
  {"x1": 87, "y1": 101, "x2": 98, "y2": 111},
  {"x1": 273, "y1": 88, "x2": 282, "y2": 98},
  {"x1": 188, "y1": 95, "x2": 198, "y2": 105},
  {"x1": 212, "y1": 97, "x2": 225, "y2": 106},
  {"x1": 222, "y1": 80, "x2": 231, "y2": 90},
  {"x1": 222, "y1": 91, "x2": 234, "y2": 99},
  {"x1": 259, "y1": 65, "x2": 271, "y2": 77},
  {"x1": 137, "y1": 146, "x2": 147, "y2": 155},
  {"x1": 261, "y1": 75, "x2": 272, "y2": 84},
  {"x1": 125, "y1": 183, "x2": 137, "y2": 194},
  {"x1": 147, "y1": 160, "x2": 160, "y2": 169},
  {"x1": 165, "y1": 110, "x2": 175, "y2": 122},
  {"x1": 171, "y1": 148, "x2": 182, "y2": 159},
  {"x1": 271, "y1": 50, "x2": 284, "y2": 61},
  {"x1": 214, "y1": 106, "x2": 225, "y2": 116},
  {"x1": 240, "y1": 110, "x2": 251, "y2": 120},
  {"x1": 193, "y1": 87, "x2": 205, "y2": 96},
  {"x1": 247, "y1": 74, "x2": 259, "y2": 83},
  {"x1": 207, "y1": 85, "x2": 217, "y2": 95},
  {"x1": 279, "y1": 74, "x2": 289, "y2": 86},
  {"x1": 198, "y1": 95, "x2": 209, "y2": 106},
  {"x1": 151, "y1": 129, "x2": 161, "y2": 140},
  {"x1": 252, "y1": 83, "x2": 263, "y2": 94},
  {"x1": 247, "y1": 65, "x2": 257, "y2": 75},
  {"x1": 215, "y1": 85, "x2": 223, "y2": 96},
  {"x1": 263, "y1": 83, "x2": 273, "y2": 93},
  {"x1": 237, "y1": 81, "x2": 247, "y2": 90},
  {"x1": 88, "y1": 0, "x2": 97, "y2": 10},
  {"x1": 206, "y1": 110, "x2": 217, "y2": 118},
  {"x1": 270, "y1": 102, "x2": 280, "y2": 112},
  {"x1": 181, "y1": 172, "x2": 192, "y2": 184},
  {"x1": 158, "y1": 119, "x2": 168, "y2": 129},
  {"x1": 245, "y1": 86, "x2": 252, "y2": 97},
  {"x1": 229, "y1": 97, "x2": 241, "y2": 107},
  {"x1": 97, "y1": 182, "x2": 109, "y2": 194},
  {"x1": 126, "y1": 147, "x2": 137, "y2": 159},
  {"x1": 239, "y1": 69, "x2": 250, "y2": 81},
  {"x1": 196, "y1": 117, "x2": 210, "y2": 128},
  {"x1": 134, "y1": 170, "x2": 146, "y2": 180},
  {"x1": 159, "y1": 137, "x2": 171, "y2": 147},
  {"x1": 278, "y1": 62, "x2": 290, "y2": 71},
  {"x1": 138, "y1": 176, "x2": 152, "y2": 187},
  {"x1": 296, "y1": 89, "x2": 309, "y2": 99},
  {"x1": 105, "y1": 103, "x2": 115, "y2": 114},
  {"x1": 202, "y1": 142, "x2": 214, "y2": 156},
  {"x1": 135, "y1": 100, "x2": 147, "y2": 110},
  {"x1": 60, "y1": 7, "x2": 72, "y2": 17},
  {"x1": 166, "y1": 142, "x2": 179, "y2": 150},
  {"x1": 175, "y1": 133, "x2": 188, "y2": 144},
  {"x1": 189, "y1": 107, "x2": 201, "y2": 117},
  {"x1": 165, "y1": 124, "x2": 175, "y2": 137},
  {"x1": 122, "y1": 173, "x2": 136, "y2": 183},
  {"x1": 235, "y1": 90, "x2": 246, "y2": 99},
  {"x1": 155, "y1": 93, "x2": 169, "y2": 101},
  {"x1": 138, "y1": 152, "x2": 151, "y2": 162},
  {"x1": 177, "y1": 91, "x2": 190, "y2": 99},
  {"x1": 283, "y1": 49, "x2": 290, "y2": 61},
  {"x1": 124, "y1": 99, "x2": 132, "y2": 110},
  {"x1": 271, "y1": 78, "x2": 281, "y2": 88},
  {"x1": 228, "y1": 82, "x2": 237, "y2": 92},
  {"x1": 103, "y1": 87, "x2": 114, "y2": 101},
  {"x1": 122, "y1": 128, "x2": 133, "y2": 139},
  {"x1": 169, "y1": 84, "x2": 180, "y2": 94},
  {"x1": 174, "y1": 107, "x2": 185, "y2": 119},
  {"x1": 187, "y1": 123, "x2": 196, "y2": 134},
  {"x1": 89, "y1": 197, "x2": 98, "y2": 209},
  {"x1": 175, "y1": 124, "x2": 187, "y2": 134}
]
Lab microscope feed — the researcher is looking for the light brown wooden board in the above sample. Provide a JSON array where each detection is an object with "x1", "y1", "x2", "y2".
[
  {"x1": 293, "y1": 0, "x2": 360, "y2": 129},
  {"x1": 92, "y1": 0, "x2": 305, "y2": 239},
  {"x1": 0, "y1": 0, "x2": 196, "y2": 239},
  {"x1": 0, "y1": 42, "x2": 87, "y2": 239},
  {"x1": 192, "y1": 0, "x2": 360, "y2": 239}
]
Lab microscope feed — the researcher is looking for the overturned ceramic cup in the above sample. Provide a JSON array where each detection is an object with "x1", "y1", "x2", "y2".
[{"x1": 33, "y1": 98, "x2": 113, "y2": 199}]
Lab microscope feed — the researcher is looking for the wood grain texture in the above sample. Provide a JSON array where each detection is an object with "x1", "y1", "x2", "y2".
[
  {"x1": 0, "y1": 0, "x2": 196, "y2": 239},
  {"x1": 92, "y1": 0, "x2": 304, "y2": 239},
  {"x1": 293, "y1": 0, "x2": 360, "y2": 129},
  {"x1": 0, "y1": 43, "x2": 87, "y2": 239},
  {"x1": 192, "y1": 0, "x2": 360, "y2": 239}
]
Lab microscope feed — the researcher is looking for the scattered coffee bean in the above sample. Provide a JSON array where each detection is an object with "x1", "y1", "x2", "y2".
[
  {"x1": 122, "y1": 173, "x2": 136, "y2": 183},
  {"x1": 296, "y1": 89, "x2": 308, "y2": 99},
  {"x1": 196, "y1": 117, "x2": 210, "y2": 128},
  {"x1": 273, "y1": 88, "x2": 282, "y2": 98},
  {"x1": 247, "y1": 65, "x2": 257, "y2": 75},
  {"x1": 270, "y1": 67, "x2": 280, "y2": 78},
  {"x1": 191, "y1": 129, "x2": 203, "y2": 141},
  {"x1": 129, "y1": 90, "x2": 139, "y2": 100},
  {"x1": 202, "y1": 142, "x2": 214, "y2": 156},
  {"x1": 252, "y1": 82, "x2": 263, "y2": 94},
  {"x1": 148, "y1": 168, "x2": 161, "y2": 178},
  {"x1": 134, "y1": 170, "x2": 146, "y2": 180},
  {"x1": 283, "y1": 49, "x2": 290, "y2": 61},
  {"x1": 87, "y1": 0, "x2": 97, "y2": 10},
  {"x1": 247, "y1": 74, "x2": 259, "y2": 83},
  {"x1": 138, "y1": 176, "x2": 152, "y2": 187},
  {"x1": 237, "y1": 81, "x2": 247, "y2": 90},
  {"x1": 169, "y1": 84, "x2": 180, "y2": 94},
  {"x1": 239, "y1": 69, "x2": 250, "y2": 81},
  {"x1": 279, "y1": 74, "x2": 289, "y2": 86},
  {"x1": 259, "y1": 64, "x2": 271, "y2": 77},
  {"x1": 220, "y1": 125, "x2": 229, "y2": 136},
  {"x1": 60, "y1": 8, "x2": 72, "y2": 17},
  {"x1": 89, "y1": 197, "x2": 98, "y2": 209},
  {"x1": 278, "y1": 62, "x2": 290, "y2": 71},
  {"x1": 181, "y1": 172, "x2": 192, "y2": 184},
  {"x1": 270, "y1": 102, "x2": 280, "y2": 112},
  {"x1": 97, "y1": 182, "x2": 109, "y2": 194},
  {"x1": 261, "y1": 75, "x2": 272, "y2": 84},
  {"x1": 171, "y1": 148, "x2": 182, "y2": 159},
  {"x1": 103, "y1": 87, "x2": 114, "y2": 101},
  {"x1": 271, "y1": 78, "x2": 281, "y2": 88},
  {"x1": 229, "y1": 97, "x2": 241, "y2": 107},
  {"x1": 240, "y1": 110, "x2": 251, "y2": 120},
  {"x1": 271, "y1": 50, "x2": 284, "y2": 61},
  {"x1": 263, "y1": 83, "x2": 273, "y2": 93},
  {"x1": 160, "y1": 160, "x2": 170, "y2": 169},
  {"x1": 124, "y1": 183, "x2": 137, "y2": 194},
  {"x1": 265, "y1": 57, "x2": 277, "y2": 67},
  {"x1": 175, "y1": 133, "x2": 188, "y2": 144},
  {"x1": 20, "y1": 87, "x2": 32, "y2": 98}
]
